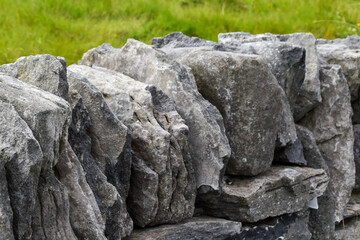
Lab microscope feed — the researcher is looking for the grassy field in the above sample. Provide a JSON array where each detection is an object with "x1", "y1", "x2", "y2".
[{"x1": 1, "y1": 0, "x2": 360, "y2": 65}]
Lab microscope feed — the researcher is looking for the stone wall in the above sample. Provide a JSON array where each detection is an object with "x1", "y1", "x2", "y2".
[{"x1": 0, "y1": 32, "x2": 359, "y2": 240}]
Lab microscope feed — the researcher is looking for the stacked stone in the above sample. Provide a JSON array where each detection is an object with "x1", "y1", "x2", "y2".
[{"x1": 0, "y1": 32, "x2": 359, "y2": 240}]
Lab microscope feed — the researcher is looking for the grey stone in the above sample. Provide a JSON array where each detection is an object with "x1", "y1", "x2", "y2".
[
  {"x1": 68, "y1": 64, "x2": 196, "y2": 227},
  {"x1": 158, "y1": 47, "x2": 286, "y2": 175},
  {"x1": 0, "y1": 73, "x2": 79, "y2": 239},
  {"x1": 274, "y1": 134, "x2": 307, "y2": 166},
  {"x1": 79, "y1": 40, "x2": 230, "y2": 195},
  {"x1": 0, "y1": 101, "x2": 43, "y2": 240},
  {"x1": 198, "y1": 166, "x2": 328, "y2": 223},
  {"x1": 334, "y1": 218, "x2": 360, "y2": 240},
  {"x1": 353, "y1": 124, "x2": 360, "y2": 191},
  {"x1": 0, "y1": 54, "x2": 69, "y2": 101},
  {"x1": 67, "y1": 71, "x2": 133, "y2": 239},
  {"x1": 317, "y1": 36, "x2": 360, "y2": 125},
  {"x1": 298, "y1": 64, "x2": 355, "y2": 222},
  {"x1": 153, "y1": 32, "x2": 298, "y2": 149},
  {"x1": 124, "y1": 217, "x2": 242, "y2": 240},
  {"x1": 218, "y1": 32, "x2": 322, "y2": 121},
  {"x1": 296, "y1": 125, "x2": 336, "y2": 240},
  {"x1": 228, "y1": 211, "x2": 311, "y2": 240}
]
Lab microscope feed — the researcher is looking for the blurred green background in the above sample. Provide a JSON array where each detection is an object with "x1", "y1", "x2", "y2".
[{"x1": 1, "y1": 0, "x2": 360, "y2": 65}]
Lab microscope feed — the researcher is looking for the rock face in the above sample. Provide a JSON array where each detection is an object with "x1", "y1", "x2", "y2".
[
  {"x1": 296, "y1": 125, "x2": 336, "y2": 239},
  {"x1": 79, "y1": 40, "x2": 231, "y2": 195},
  {"x1": 161, "y1": 48, "x2": 286, "y2": 176},
  {"x1": 68, "y1": 64, "x2": 196, "y2": 227},
  {"x1": 67, "y1": 71, "x2": 133, "y2": 239},
  {"x1": 229, "y1": 211, "x2": 311, "y2": 240},
  {"x1": 0, "y1": 54, "x2": 69, "y2": 101},
  {"x1": 125, "y1": 217, "x2": 242, "y2": 240},
  {"x1": 317, "y1": 36, "x2": 360, "y2": 124},
  {"x1": 198, "y1": 166, "x2": 328, "y2": 222},
  {"x1": 353, "y1": 124, "x2": 360, "y2": 191},
  {"x1": 299, "y1": 64, "x2": 355, "y2": 222},
  {"x1": 218, "y1": 32, "x2": 321, "y2": 121}
]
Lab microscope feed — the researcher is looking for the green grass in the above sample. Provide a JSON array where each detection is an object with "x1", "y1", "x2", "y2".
[{"x1": 1, "y1": 0, "x2": 360, "y2": 65}]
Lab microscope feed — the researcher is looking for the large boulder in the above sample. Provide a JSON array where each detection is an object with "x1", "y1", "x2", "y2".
[
  {"x1": 197, "y1": 166, "x2": 328, "y2": 223},
  {"x1": 155, "y1": 47, "x2": 286, "y2": 176},
  {"x1": 218, "y1": 32, "x2": 322, "y2": 121},
  {"x1": 298, "y1": 64, "x2": 355, "y2": 222},
  {"x1": 67, "y1": 71, "x2": 133, "y2": 239},
  {"x1": 296, "y1": 125, "x2": 336, "y2": 239},
  {"x1": 68, "y1": 64, "x2": 196, "y2": 227},
  {"x1": 125, "y1": 217, "x2": 242, "y2": 240},
  {"x1": 79, "y1": 40, "x2": 230, "y2": 195},
  {"x1": 0, "y1": 73, "x2": 107, "y2": 239}
]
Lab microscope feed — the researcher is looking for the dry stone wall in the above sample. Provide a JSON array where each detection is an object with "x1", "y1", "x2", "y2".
[{"x1": 0, "y1": 32, "x2": 360, "y2": 240}]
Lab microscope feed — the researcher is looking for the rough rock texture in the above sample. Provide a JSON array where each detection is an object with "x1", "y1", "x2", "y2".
[
  {"x1": 125, "y1": 217, "x2": 242, "y2": 240},
  {"x1": 273, "y1": 135, "x2": 307, "y2": 166},
  {"x1": 296, "y1": 125, "x2": 336, "y2": 239},
  {"x1": 153, "y1": 32, "x2": 298, "y2": 149},
  {"x1": 67, "y1": 71, "x2": 133, "y2": 239},
  {"x1": 0, "y1": 56, "x2": 110, "y2": 239},
  {"x1": 162, "y1": 48, "x2": 286, "y2": 176},
  {"x1": 0, "y1": 73, "x2": 82, "y2": 239},
  {"x1": 198, "y1": 166, "x2": 328, "y2": 223},
  {"x1": 79, "y1": 40, "x2": 231, "y2": 195},
  {"x1": 68, "y1": 64, "x2": 196, "y2": 227},
  {"x1": 353, "y1": 124, "x2": 360, "y2": 191},
  {"x1": 317, "y1": 36, "x2": 360, "y2": 124},
  {"x1": 0, "y1": 54, "x2": 69, "y2": 101},
  {"x1": 299, "y1": 64, "x2": 355, "y2": 222},
  {"x1": 218, "y1": 32, "x2": 321, "y2": 121},
  {"x1": 228, "y1": 211, "x2": 311, "y2": 240},
  {"x1": 334, "y1": 218, "x2": 360, "y2": 240}
]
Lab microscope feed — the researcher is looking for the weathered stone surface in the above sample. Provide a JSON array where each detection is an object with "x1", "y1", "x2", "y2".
[
  {"x1": 228, "y1": 211, "x2": 311, "y2": 240},
  {"x1": 153, "y1": 32, "x2": 298, "y2": 149},
  {"x1": 0, "y1": 101, "x2": 43, "y2": 240},
  {"x1": 274, "y1": 134, "x2": 307, "y2": 166},
  {"x1": 0, "y1": 54, "x2": 69, "y2": 101},
  {"x1": 153, "y1": 45, "x2": 286, "y2": 175},
  {"x1": 299, "y1": 64, "x2": 355, "y2": 222},
  {"x1": 296, "y1": 125, "x2": 336, "y2": 239},
  {"x1": 68, "y1": 64, "x2": 196, "y2": 227},
  {"x1": 67, "y1": 71, "x2": 133, "y2": 239},
  {"x1": 317, "y1": 36, "x2": 360, "y2": 125},
  {"x1": 198, "y1": 166, "x2": 328, "y2": 223},
  {"x1": 0, "y1": 73, "x2": 79, "y2": 239},
  {"x1": 125, "y1": 217, "x2": 242, "y2": 240},
  {"x1": 353, "y1": 124, "x2": 360, "y2": 191},
  {"x1": 79, "y1": 40, "x2": 230, "y2": 194},
  {"x1": 334, "y1": 218, "x2": 360, "y2": 240},
  {"x1": 219, "y1": 32, "x2": 322, "y2": 121}
]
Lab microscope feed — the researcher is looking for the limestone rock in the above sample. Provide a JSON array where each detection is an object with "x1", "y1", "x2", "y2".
[
  {"x1": 229, "y1": 211, "x2": 311, "y2": 240},
  {"x1": 274, "y1": 134, "x2": 307, "y2": 166},
  {"x1": 198, "y1": 166, "x2": 328, "y2": 223},
  {"x1": 296, "y1": 125, "x2": 336, "y2": 239},
  {"x1": 218, "y1": 32, "x2": 322, "y2": 121},
  {"x1": 125, "y1": 217, "x2": 242, "y2": 240},
  {"x1": 153, "y1": 32, "x2": 298, "y2": 149},
  {"x1": 68, "y1": 64, "x2": 196, "y2": 227},
  {"x1": 353, "y1": 124, "x2": 360, "y2": 191},
  {"x1": 159, "y1": 48, "x2": 285, "y2": 175},
  {"x1": 79, "y1": 40, "x2": 230, "y2": 194},
  {"x1": 0, "y1": 54, "x2": 69, "y2": 101},
  {"x1": 67, "y1": 71, "x2": 133, "y2": 239},
  {"x1": 0, "y1": 73, "x2": 79, "y2": 239},
  {"x1": 299, "y1": 64, "x2": 355, "y2": 222}
]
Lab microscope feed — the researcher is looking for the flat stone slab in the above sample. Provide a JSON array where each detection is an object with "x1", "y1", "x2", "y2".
[
  {"x1": 199, "y1": 166, "x2": 329, "y2": 223},
  {"x1": 124, "y1": 217, "x2": 241, "y2": 240}
]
